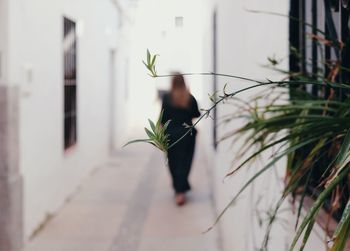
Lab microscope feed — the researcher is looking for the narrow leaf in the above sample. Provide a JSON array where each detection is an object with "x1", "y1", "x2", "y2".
[
  {"x1": 148, "y1": 119, "x2": 156, "y2": 133},
  {"x1": 145, "y1": 127, "x2": 155, "y2": 139},
  {"x1": 123, "y1": 138, "x2": 151, "y2": 147}
]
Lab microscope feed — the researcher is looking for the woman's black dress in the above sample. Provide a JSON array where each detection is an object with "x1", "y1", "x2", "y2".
[{"x1": 161, "y1": 93, "x2": 200, "y2": 193}]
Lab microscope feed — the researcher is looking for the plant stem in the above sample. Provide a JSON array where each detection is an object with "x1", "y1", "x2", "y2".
[
  {"x1": 156, "y1": 72, "x2": 264, "y2": 83},
  {"x1": 166, "y1": 77, "x2": 346, "y2": 150}
]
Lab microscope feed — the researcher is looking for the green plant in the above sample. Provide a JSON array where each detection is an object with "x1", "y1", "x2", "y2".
[
  {"x1": 126, "y1": 48, "x2": 350, "y2": 251},
  {"x1": 124, "y1": 110, "x2": 170, "y2": 152},
  {"x1": 220, "y1": 90, "x2": 350, "y2": 251}
]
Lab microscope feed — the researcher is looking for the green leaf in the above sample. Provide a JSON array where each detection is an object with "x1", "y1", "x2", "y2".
[
  {"x1": 142, "y1": 60, "x2": 147, "y2": 66},
  {"x1": 148, "y1": 119, "x2": 156, "y2": 133},
  {"x1": 152, "y1": 66, "x2": 157, "y2": 77},
  {"x1": 208, "y1": 136, "x2": 320, "y2": 233},
  {"x1": 261, "y1": 196, "x2": 286, "y2": 250},
  {"x1": 156, "y1": 110, "x2": 164, "y2": 129},
  {"x1": 163, "y1": 120, "x2": 171, "y2": 130},
  {"x1": 335, "y1": 130, "x2": 350, "y2": 167},
  {"x1": 333, "y1": 199, "x2": 350, "y2": 238},
  {"x1": 326, "y1": 129, "x2": 350, "y2": 185},
  {"x1": 147, "y1": 49, "x2": 151, "y2": 64},
  {"x1": 330, "y1": 201, "x2": 350, "y2": 251},
  {"x1": 299, "y1": 217, "x2": 317, "y2": 251},
  {"x1": 151, "y1": 55, "x2": 157, "y2": 66},
  {"x1": 295, "y1": 165, "x2": 314, "y2": 230},
  {"x1": 226, "y1": 131, "x2": 327, "y2": 177},
  {"x1": 289, "y1": 165, "x2": 350, "y2": 251},
  {"x1": 145, "y1": 127, "x2": 155, "y2": 139},
  {"x1": 123, "y1": 138, "x2": 151, "y2": 147}
]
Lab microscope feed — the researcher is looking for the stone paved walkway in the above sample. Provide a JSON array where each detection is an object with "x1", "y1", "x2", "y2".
[{"x1": 22, "y1": 139, "x2": 221, "y2": 251}]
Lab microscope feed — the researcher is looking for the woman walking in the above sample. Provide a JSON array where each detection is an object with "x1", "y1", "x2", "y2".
[{"x1": 161, "y1": 73, "x2": 200, "y2": 206}]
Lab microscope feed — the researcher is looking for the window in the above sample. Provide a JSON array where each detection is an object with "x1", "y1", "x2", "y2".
[
  {"x1": 175, "y1": 16, "x2": 184, "y2": 28},
  {"x1": 289, "y1": 0, "x2": 350, "y2": 221},
  {"x1": 63, "y1": 17, "x2": 77, "y2": 150}
]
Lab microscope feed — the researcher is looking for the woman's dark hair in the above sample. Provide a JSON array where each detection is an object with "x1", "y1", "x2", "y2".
[{"x1": 170, "y1": 73, "x2": 190, "y2": 108}]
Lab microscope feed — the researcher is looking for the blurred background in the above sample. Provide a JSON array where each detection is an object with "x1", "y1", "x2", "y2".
[{"x1": 1, "y1": 0, "x2": 347, "y2": 251}]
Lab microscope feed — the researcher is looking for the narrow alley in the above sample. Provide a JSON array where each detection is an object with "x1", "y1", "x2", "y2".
[
  {"x1": 2, "y1": 0, "x2": 348, "y2": 250},
  {"x1": 22, "y1": 136, "x2": 221, "y2": 251}
]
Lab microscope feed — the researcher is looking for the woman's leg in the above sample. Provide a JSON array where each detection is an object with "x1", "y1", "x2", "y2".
[
  {"x1": 183, "y1": 135, "x2": 196, "y2": 181},
  {"x1": 167, "y1": 139, "x2": 191, "y2": 193}
]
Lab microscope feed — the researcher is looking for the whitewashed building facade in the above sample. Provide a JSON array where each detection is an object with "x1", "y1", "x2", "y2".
[
  {"x1": 0, "y1": 0, "x2": 133, "y2": 250},
  {"x1": 201, "y1": 0, "x2": 345, "y2": 250}
]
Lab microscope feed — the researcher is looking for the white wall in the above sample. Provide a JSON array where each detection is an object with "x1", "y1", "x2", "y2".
[
  {"x1": 217, "y1": 0, "x2": 291, "y2": 249},
  {"x1": 0, "y1": 0, "x2": 9, "y2": 84},
  {"x1": 5, "y1": 0, "x2": 129, "y2": 239},
  {"x1": 201, "y1": 1, "x2": 330, "y2": 250},
  {"x1": 127, "y1": 0, "x2": 209, "y2": 130},
  {"x1": 200, "y1": 0, "x2": 295, "y2": 250}
]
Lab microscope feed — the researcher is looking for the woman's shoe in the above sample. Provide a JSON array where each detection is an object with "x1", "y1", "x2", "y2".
[{"x1": 175, "y1": 193, "x2": 186, "y2": 206}]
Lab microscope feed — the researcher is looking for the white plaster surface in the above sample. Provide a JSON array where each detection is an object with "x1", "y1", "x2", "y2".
[{"x1": 3, "y1": 0, "x2": 132, "y2": 239}]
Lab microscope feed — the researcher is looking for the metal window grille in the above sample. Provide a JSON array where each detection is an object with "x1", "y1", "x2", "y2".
[
  {"x1": 289, "y1": 0, "x2": 350, "y2": 221},
  {"x1": 63, "y1": 17, "x2": 77, "y2": 150}
]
